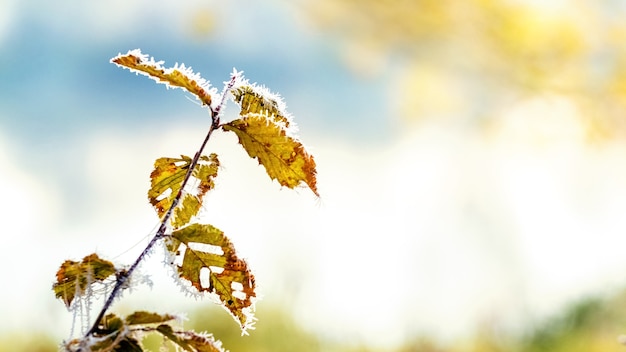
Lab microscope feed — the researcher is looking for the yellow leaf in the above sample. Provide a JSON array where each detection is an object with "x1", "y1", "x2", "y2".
[
  {"x1": 223, "y1": 117, "x2": 318, "y2": 196},
  {"x1": 148, "y1": 154, "x2": 219, "y2": 229},
  {"x1": 157, "y1": 324, "x2": 225, "y2": 352},
  {"x1": 66, "y1": 312, "x2": 212, "y2": 352},
  {"x1": 230, "y1": 85, "x2": 291, "y2": 127},
  {"x1": 166, "y1": 224, "x2": 256, "y2": 332},
  {"x1": 87, "y1": 313, "x2": 142, "y2": 352},
  {"x1": 125, "y1": 311, "x2": 177, "y2": 326},
  {"x1": 111, "y1": 49, "x2": 215, "y2": 108},
  {"x1": 52, "y1": 253, "x2": 117, "y2": 308},
  {"x1": 224, "y1": 85, "x2": 318, "y2": 196}
]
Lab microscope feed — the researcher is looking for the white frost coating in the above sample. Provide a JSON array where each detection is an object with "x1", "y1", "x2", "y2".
[
  {"x1": 66, "y1": 257, "x2": 126, "y2": 339},
  {"x1": 231, "y1": 68, "x2": 246, "y2": 87},
  {"x1": 230, "y1": 79, "x2": 301, "y2": 140},
  {"x1": 110, "y1": 49, "x2": 218, "y2": 109},
  {"x1": 63, "y1": 325, "x2": 130, "y2": 352},
  {"x1": 239, "y1": 300, "x2": 257, "y2": 334},
  {"x1": 162, "y1": 240, "x2": 204, "y2": 300},
  {"x1": 118, "y1": 242, "x2": 157, "y2": 296},
  {"x1": 125, "y1": 270, "x2": 154, "y2": 292},
  {"x1": 170, "y1": 242, "x2": 186, "y2": 267},
  {"x1": 181, "y1": 331, "x2": 226, "y2": 352},
  {"x1": 171, "y1": 312, "x2": 188, "y2": 324}
]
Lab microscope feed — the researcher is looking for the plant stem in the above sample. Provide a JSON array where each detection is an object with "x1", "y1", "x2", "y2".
[
  {"x1": 84, "y1": 123, "x2": 217, "y2": 338},
  {"x1": 83, "y1": 73, "x2": 238, "y2": 340}
]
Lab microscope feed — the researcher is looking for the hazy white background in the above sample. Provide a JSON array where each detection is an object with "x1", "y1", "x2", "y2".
[{"x1": 2, "y1": 0, "x2": 626, "y2": 349}]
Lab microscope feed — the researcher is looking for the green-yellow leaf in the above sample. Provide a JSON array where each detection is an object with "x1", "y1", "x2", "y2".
[
  {"x1": 157, "y1": 324, "x2": 225, "y2": 352},
  {"x1": 52, "y1": 253, "x2": 117, "y2": 308},
  {"x1": 223, "y1": 116, "x2": 318, "y2": 196},
  {"x1": 166, "y1": 223, "x2": 256, "y2": 332},
  {"x1": 64, "y1": 312, "x2": 188, "y2": 352},
  {"x1": 111, "y1": 49, "x2": 215, "y2": 108},
  {"x1": 226, "y1": 84, "x2": 318, "y2": 196},
  {"x1": 101, "y1": 313, "x2": 125, "y2": 332},
  {"x1": 148, "y1": 154, "x2": 219, "y2": 229},
  {"x1": 230, "y1": 85, "x2": 290, "y2": 127},
  {"x1": 125, "y1": 311, "x2": 177, "y2": 326},
  {"x1": 72, "y1": 314, "x2": 143, "y2": 352}
]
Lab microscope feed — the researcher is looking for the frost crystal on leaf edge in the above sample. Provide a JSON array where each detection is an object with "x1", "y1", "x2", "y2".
[{"x1": 110, "y1": 49, "x2": 219, "y2": 110}]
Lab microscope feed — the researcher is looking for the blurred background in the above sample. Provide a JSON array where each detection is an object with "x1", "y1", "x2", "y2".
[{"x1": 3, "y1": 0, "x2": 626, "y2": 351}]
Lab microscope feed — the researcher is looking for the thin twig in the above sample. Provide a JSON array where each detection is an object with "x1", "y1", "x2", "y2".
[{"x1": 81, "y1": 73, "x2": 238, "y2": 343}]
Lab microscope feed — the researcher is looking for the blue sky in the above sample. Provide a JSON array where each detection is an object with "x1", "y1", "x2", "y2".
[
  {"x1": 0, "y1": 0, "x2": 389, "y2": 225},
  {"x1": 0, "y1": 0, "x2": 388, "y2": 143}
]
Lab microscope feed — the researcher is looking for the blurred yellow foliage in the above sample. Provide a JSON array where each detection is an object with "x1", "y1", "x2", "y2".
[
  {"x1": 187, "y1": 8, "x2": 216, "y2": 39},
  {"x1": 300, "y1": 0, "x2": 626, "y2": 142}
]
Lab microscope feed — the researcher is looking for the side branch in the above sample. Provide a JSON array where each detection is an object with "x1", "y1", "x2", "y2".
[
  {"x1": 83, "y1": 74, "x2": 238, "y2": 340},
  {"x1": 84, "y1": 124, "x2": 218, "y2": 339}
]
